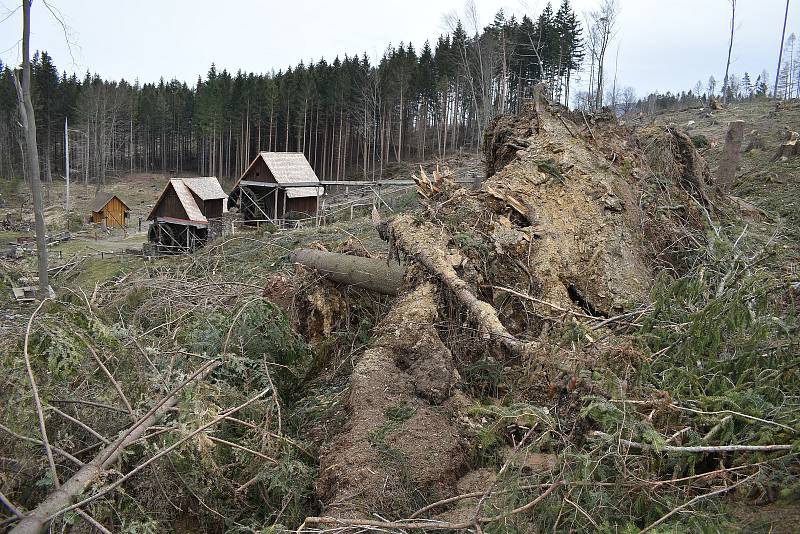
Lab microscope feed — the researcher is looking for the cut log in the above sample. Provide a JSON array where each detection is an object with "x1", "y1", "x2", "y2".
[
  {"x1": 289, "y1": 249, "x2": 405, "y2": 295},
  {"x1": 715, "y1": 120, "x2": 745, "y2": 193}
]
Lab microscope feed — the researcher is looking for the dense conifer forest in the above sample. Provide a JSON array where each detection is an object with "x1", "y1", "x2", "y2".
[{"x1": 0, "y1": 2, "x2": 584, "y2": 184}]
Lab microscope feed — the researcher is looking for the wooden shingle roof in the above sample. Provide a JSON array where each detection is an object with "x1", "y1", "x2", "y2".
[
  {"x1": 170, "y1": 179, "x2": 206, "y2": 222},
  {"x1": 237, "y1": 152, "x2": 322, "y2": 198},
  {"x1": 89, "y1": 192, "x2": 130, "y2": 213},
  {"x1": 182, "y1": 177, "x2": 227, "y2": 201},
  {"x1": 147, "y1": 176, "x2": 227, "y2": 223}
]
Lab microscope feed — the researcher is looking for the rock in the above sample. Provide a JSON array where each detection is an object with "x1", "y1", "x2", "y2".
[{"x1": 600, "y1": 192, "x2": 624, "y2": 212}]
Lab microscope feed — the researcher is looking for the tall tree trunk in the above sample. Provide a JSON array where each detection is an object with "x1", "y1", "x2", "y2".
[
  {"x1": 774, "y1": 0, "x2": 791, "y2": 98},
  {"x1": 13, "y1": 0, "x2": 49, "y2": 296},
  {"x1": 302, "y1": 98, "x2": 308, "y2": 157},
  {"x1": 721, "y1": 0, "x2": 736, "y2": 103},
  {"x1": 337, "y1": 109, "x2": 343, "y2": 181},
  {"x1": 397, "y1": 86, "x2": 403, "y2": 162},
  {"x1": 285, "y1": 99, "x2": 290, "y2": 151}
]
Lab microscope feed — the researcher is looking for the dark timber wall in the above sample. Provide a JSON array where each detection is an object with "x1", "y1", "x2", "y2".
[
  {"x1": 151, "y1": 184, "x2": 189, "y2": 220},
  {"x1": 286, "y1": 196, "x2": 317, "y2": 216},
  {"x1": 239, "y1": 157, "x2": 318, "y2": 220}
]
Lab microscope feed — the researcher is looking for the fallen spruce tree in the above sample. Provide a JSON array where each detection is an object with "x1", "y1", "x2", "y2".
[
  {"x1": 5, "y1": 90, "x2": 797, "y2": 533},
  {"x1": 292, "y1": 90, "x2": 798, "y2": 530},
  {"x1": 2, "y1": 270, "x2": 315, "y2": 533}
]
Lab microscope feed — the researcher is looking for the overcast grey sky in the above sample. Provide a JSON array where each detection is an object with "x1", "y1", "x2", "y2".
[{"x1": 1, "y1": 0, "x2": 798, "y2": 97}]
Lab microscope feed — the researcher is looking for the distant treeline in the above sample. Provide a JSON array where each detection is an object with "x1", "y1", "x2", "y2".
[
  {"x1": 0, "y1": 1, "x2": 587, "y2": 185},
  {"x1": 625, "y1": 27, "x2": 800, "y2": 117},
  {"x1": 626, "y1": 70, "x2": 774, "y2": 116}
]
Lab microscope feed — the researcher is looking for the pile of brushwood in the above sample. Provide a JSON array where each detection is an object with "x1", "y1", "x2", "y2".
[
  {"x1": 1, "y1": 89, "x2": 798, "y2": 534},
  {"x1": 0, "y1": 228, "x2": 392, "y2": 533}
]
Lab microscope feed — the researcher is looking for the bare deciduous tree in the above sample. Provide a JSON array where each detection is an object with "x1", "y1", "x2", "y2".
[
  {"x1": 11, "y1": 0, "x2": 49, "y2": 296},
  {"x1": 621, "y1": 86, "x2": 637, "y2": 115},
  {"x1": 587, "y1": 0, "x2": 619, "y2": 111}
]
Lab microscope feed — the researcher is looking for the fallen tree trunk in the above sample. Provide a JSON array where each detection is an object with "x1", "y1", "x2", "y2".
[
  {"x1": 10, "y1": 361, "x2": 219, "y2": 534},
  {"x1": 315, "y1": 283, "x2": 464, "y2": 518},
  {"x1": 289, "y1": 248, "x2": 404, "y2": 295}
]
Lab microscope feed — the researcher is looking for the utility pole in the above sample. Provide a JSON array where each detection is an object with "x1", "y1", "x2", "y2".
[
  {"x1": 775, "y1": 0, "x2": 791, "y2": 98},
  {"x1": 65, "y1": 117, "x2": 70, "y2": 213}
]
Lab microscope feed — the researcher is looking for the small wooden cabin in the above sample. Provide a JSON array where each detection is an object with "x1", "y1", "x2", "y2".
[
  {"x1": 147, "y1": 177, "x2": 227, "y2": 252},
  {"x1": 89, "y1": 192, "x2": 130, "y2": 228},
  {"x1": 229, "y1": 152, "x2": 322, "y2": 225}
]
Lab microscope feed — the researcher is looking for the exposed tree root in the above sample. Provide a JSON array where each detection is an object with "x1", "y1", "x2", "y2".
[
  {"x1": 316, "y1": 283, "x2": 465, "y2": 519},
  {"x1": 388, "y1": 214, "x2": 539, "y2": 362}
]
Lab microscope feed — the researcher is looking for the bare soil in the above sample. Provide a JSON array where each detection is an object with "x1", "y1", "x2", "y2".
[{"x1": 316, "y1": 283, "x2": 466, "y2": 518}]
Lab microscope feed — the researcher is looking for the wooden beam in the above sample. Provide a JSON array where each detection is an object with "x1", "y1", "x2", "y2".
[{"x1": 240, "y1": 186, "x2": 273, "y2": 223}]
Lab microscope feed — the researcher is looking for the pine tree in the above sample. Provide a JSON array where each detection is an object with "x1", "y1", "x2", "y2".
[
  {"x1": 742, "y1": 72, "x2": 752, "y2": 98},
  {"x1": 555, "y1": 0, "x2": 583, "y2": 105}
]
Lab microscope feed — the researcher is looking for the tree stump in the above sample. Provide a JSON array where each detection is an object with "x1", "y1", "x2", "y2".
[{"x1": 715, "y1": 120, "x2": 745, "y2": 193}]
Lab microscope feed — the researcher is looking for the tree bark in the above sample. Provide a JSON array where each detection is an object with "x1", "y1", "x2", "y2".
[
  {"x1": 12, "y1": 0, "x2": 49, "y2": 296},
  {"x1": 715, "y1": 120, "x2": 745, "y2": 193},
  {"x1": 289, "y1": 249, "x2": 404, "y2": 295},
  {"x1": 388, "y1": 215, "x2": 536, "y2": 361}
]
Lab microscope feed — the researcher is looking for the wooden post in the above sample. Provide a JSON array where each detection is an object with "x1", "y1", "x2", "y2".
[{"x1": 273, "y1": 188, "x2": 278, "y2": 222}]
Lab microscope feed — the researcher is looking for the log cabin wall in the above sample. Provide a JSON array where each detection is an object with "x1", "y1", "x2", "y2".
[
  {"x1": 286, "y1": 196, "x2": 317, "y2": 216},
  {"x1": 91, "y1": 196, "x2": 129, "y2": 227},
  {"x1": 204, "y1": 198, "x2": 224, "y2": 219}
]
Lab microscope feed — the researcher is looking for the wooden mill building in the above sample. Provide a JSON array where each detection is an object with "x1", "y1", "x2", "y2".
[
  {"x1": 147, "y1": 177, "x2": 227, "y2": 252},
  {"x1": 229, "y1": 152, "x2": 323, "y2": 225},
  {"x1": 89, "y1": 192, "x2": 130, "y2": 228}
]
